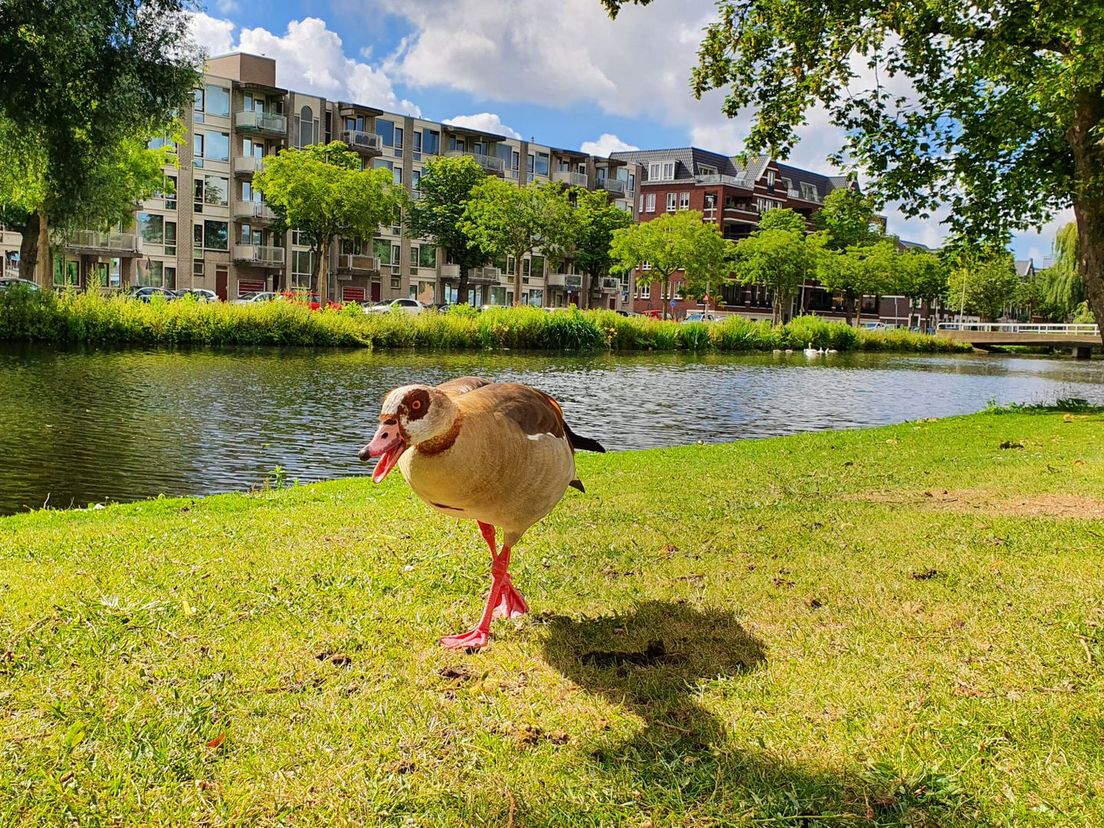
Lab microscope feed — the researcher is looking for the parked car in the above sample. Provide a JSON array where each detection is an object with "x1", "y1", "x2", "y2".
[
  {"x1": 862, "y1": 321, "x2": 886, "y2": 330},
  {"x1": 0, "y1": 277, "x2": 40, "y2": 292},
  {"x1": 363, "y1": 298, "x2": 429, "y2": 315},
  {"x1": 175, "y1": 288, "x2": 219, "y2": 302},
  {"x1": 682, "y1": 311, "x2": 724, "y2": 324},
  {"x1": 233, "y1": 291, "x2": 280, "y2": 305},
  {"x1": 128, "y1": 286, "x2": 177, "y2": 302}
]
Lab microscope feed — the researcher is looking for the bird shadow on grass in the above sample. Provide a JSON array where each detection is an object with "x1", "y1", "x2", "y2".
[{"x1": 535, "y1": 600, "x2": 988, "y2": 827}]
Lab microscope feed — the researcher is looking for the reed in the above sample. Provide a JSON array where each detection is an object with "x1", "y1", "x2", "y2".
[{"x1": 0, "y1": 288, "x2": 971, "y2": 353}]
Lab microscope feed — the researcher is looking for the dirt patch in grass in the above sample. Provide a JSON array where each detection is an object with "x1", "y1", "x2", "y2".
[{"x1": 857, "y1": 489, "x2": 1104, "y2": 519}]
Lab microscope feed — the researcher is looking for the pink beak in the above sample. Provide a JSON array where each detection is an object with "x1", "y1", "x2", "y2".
[{"x1": 360, "y1": 421, "x2": 406, "y2": 483}]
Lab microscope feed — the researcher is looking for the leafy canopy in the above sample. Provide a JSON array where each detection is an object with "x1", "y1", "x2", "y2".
[
  {"x1": 405, "y1": 155, "x2": 491, "y2": 277},
  {"x1": 570, "y1": 188, "x2": 634, "y2": 280},
  {"x1": 947, "y1": 254, "x2": 1020, "y2": 321},
  {"x1": 732, "y1": 213, "x2": 822, "y2": 322},
  {"x1": 254, "y1": 142, "x2": 403, "y2": 253}
]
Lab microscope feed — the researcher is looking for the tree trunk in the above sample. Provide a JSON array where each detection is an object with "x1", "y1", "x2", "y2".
[
  {"x1": 513, "y1": 250, "x2": 524, "y2": 307},
  {"x1": 457, "y1": 270, "x2": 469, "y2": 306},
  {"x1": 315, "y1": 239, "x2": 330, "y2": 304},
  {"x1": 851, "y1": 294, "x2": 862, "y2": 327},
  {"x1": 1069, "y1": 89, "x2": 1104, "y2": 344},
  {"x1": 661, "y1": 278, "x2": 669, "y2": 320},
  {"x1": 16, "y1": 210, "x2": 41, "y2": 285}
]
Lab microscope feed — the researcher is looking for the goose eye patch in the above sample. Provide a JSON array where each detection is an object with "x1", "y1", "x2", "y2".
[{"x1": 405, "y1": 389, "x2": 430, "y2": 421}]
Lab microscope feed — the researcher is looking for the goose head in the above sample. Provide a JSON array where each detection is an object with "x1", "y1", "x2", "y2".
[{"x1": 360, "y1": 384, "x2": 459, "y2": 482}]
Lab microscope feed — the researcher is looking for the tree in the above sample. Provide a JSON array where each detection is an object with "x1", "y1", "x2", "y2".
[
  {"x1": 609, "y1": 210, "x2": 715, "y2": 320},
  {"x1": 561, "y1": 188, "x2": 633, "y2": 308},
  {"x1": 461, "y1": 180, "x2": 573, "y2": 307},
  {"x1": 947, "y1": 255, "x2": 1020, "y2": 322},
  {"x1": 681, "y1": 220, "x2": 734, "y2": 307},
  {"x1": 0, "y1": 0, "x2": 200, "y2": 284},
  {"x1": 1042, "y1": 223, "x2": 1087, "y2": 319},
  {"x1": 405, "y1": 155, "x2": 490, "y2": 305},
  {"x1": 254, "y1": 142, "x2": 404, "y2": 303},
  {"x1": 813, "y1": 189, "x2": 879, "y2": 250},
  {"x1": 602, "y1": 0, "x2": 1104, "y2": 347},
  {"x1": 898, "y1": 250, "x2": 949, "y2": 327},
  {"x1": 818, "y1": 240, "x2": 903, "y2": 326},
  {"x1": 757, "y1": 207, "x2": 807, "y2": 234},
  {"x1": 732, "y1": 227, "x2": 820, "y2": 324}
]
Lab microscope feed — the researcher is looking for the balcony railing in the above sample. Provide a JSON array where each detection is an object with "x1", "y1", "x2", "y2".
[
  {"x1": 696, "y1": 174, "x2": 755, "y2": 189},
  {"x1": 67, "y1": 230, "x2": 142, "y2": 255},
  {"x1": 546, "y1": 273, "x2": 568, "y2": 288},
  {"x1": 232, "y1": 245, "x2": 285, "y2": 267},
  {"x1": 233, "y1": 201, "x2": 277, "y2": 222},
  {"x1": 234, "y1": 110, "x2": 288, "y2": 135},
  {"x1": 786, "y1": 187, "x2": 823, "y2": 204},
  {"x1": 599, "y1": 276, "x2": 622, "y2": 292},
  {"x1": 341, "y1": 130, "x2": 382, "y2": 154},
  {"x1": 552, "y1": 170, "x2": 589, "y2": 188},
  {"x1": 233, "y1": 156, "x2": 265, "y2": 177},
  {"x1": 336, "y1": 253, "x2": 379, "y2": 273},
  {"x1": 445, "y1": 149, "x2": 506, "y2": 175},
  {"x1": 600, "y1": 178, "x2": 626, "y2": 196}
]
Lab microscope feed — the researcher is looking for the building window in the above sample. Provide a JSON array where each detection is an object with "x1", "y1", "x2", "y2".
[
  {"x1": 678, "y1": 192, "x2": 690, "y2": 210},
  {"x1": 666, "y1": 192, "x2": 677, "y2": 212},
  {"x1": 205, "y1": 85, "x2": 230, "y2": 117},
  {"x1": 393, "y1": 127, "x2": 403, "y2": 154},
  {"x1": 511, "y1": 150, "x2": 521, "y2": 171},
  {"x1": 639, "y1": 281, "x2": 650, "y2": 299},
  {"x1": 393, "y1": 167, "x2": 402, "y2": 186},
  {"x1": 767, "y1": 169, "x2": 776, "y2": 187},
  {"x1": 699, "y1": 164, "x2": 717, "y2": 176},
  {"x1": 204, "y1": 175, "x2": 228, "y2": 206},
  {"x1": 418, "y1": 244, "x2": 436, "y2": 268},
  {"x1": 203, "y1": 220, "x2": 228, "y2": 251},
  {"x1": 423, "y1": 129, "x2": 439, "y2": 155},
  {"x1": 292, "y1": 250, "x2": 314, "y2": 289},
  {"x1": 137, "y1": 213, "x2": 163, "y2": 244},
  {"x1": 648, "y1": 161, "x2": 676, "y2": 181},
  {"x1": 192, "y1": 133, "x2": 204, "y2": 167},
  {"x1": 193, "y1": 260, "x2": 204, "y2": 278},
  {"x1": 535, "y1": 152, "x2": 550, "y2": 177},
  {"x1": 164, "y1": 221, "x2": 176, "y2": 256},
  {"x1": 412, "y1": 130, "x2": 422, "y2": 158},
  {"x1": 645, "y1": 193, "x2": 656, "y2": 213},
  {"x1": 378, "y1": 120, "x2": 396, "y2": 147},
  {"x1": 299, "y1": 106, "x2": 314, "y2": 147},
  {"x1": 205, "y1": 131, "x2": 229, "y2": 162},
  {"x1": 193, "y1": 88, "x2": 204, "y2": 123}
]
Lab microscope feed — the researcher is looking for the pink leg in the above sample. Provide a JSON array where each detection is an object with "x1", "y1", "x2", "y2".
[{"x1": 440, "y1": 522, "x2": 527, "y2": 650}]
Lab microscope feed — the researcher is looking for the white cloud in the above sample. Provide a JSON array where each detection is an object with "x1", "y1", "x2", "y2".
[
  {"x1": 187, "y1": 14, "x2": 420, "y2": 116},
  {"x1": 187, "y1": 12, "x2": 235, "y2": 58},
  {"x1": 443, "y1": 113, "x2": 521, "y2": 139},
  {"x1": 214, "y1": 0, "x2": 240, "y2": 15},
  {"x1": 580, "y1": 133, "x2": 639, "y2": 157}
]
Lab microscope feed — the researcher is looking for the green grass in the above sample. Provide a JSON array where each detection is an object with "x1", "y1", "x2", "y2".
[
  {"x1": 0, "y1": 288, "x2": 970, "y2": 354},
  {"x1": 3, "y1": 410, "x2": 1102, "y2": 826}
]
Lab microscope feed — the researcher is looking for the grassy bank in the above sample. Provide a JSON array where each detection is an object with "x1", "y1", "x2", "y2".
[
  {"x1": 0, "y1": 288, "x2": 970, "y2": 353},
  {"x1": 3, "y1": 410, "x2": 1103, "y2": 825}
]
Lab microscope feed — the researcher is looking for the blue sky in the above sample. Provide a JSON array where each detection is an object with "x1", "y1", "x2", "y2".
[{"x1": 189, "y1": 0, "x2": 1064, "y2": 264}]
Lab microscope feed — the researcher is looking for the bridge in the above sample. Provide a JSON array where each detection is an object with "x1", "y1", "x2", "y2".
[{"x1": 937, "y1": 322, "x2": 1102, "y2": 359}]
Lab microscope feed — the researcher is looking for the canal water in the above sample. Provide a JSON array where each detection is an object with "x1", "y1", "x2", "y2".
[{"x1": 1, "y1": 344, "x2": 1101, "y2": 515}]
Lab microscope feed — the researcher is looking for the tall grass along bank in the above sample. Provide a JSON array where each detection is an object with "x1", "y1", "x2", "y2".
[
  {"x1": 2, "y1": 409, "x2": 1102, "y2": 825},
  {"x1": 0, "y1": 288, "x2": 970, "y2": 353}
]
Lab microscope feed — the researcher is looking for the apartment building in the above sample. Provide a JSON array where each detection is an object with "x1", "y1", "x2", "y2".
[
  {"x1": 0, "y1": 53, "x2": 640, "y2": 311},
  {"x1": 611, "y1": 147, "x2": 877, "y2": 321}
]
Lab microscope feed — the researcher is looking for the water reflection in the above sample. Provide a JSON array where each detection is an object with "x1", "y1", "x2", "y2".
[{"x1": 1, "y1": 344, "x2": 1101, "y2": 515}]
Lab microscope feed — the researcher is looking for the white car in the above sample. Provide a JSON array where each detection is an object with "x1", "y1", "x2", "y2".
[
  {"x1": 363, "y1": 298, "x2": 428, "y2": 315},
  {"x1": 0, "y1": 277, "x2": 40, "y2": 292},
  {"x1": 175, "y1": 288, "x2": 219, "y2": 302},
  {"x1": 232, "y1": 291, "x2": 280, "y2": 305},
  {"x1": 682, "y1": 311, "x2": 724, "y2": 324}
]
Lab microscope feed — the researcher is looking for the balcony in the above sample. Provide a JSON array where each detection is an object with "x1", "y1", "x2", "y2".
[
  {"x1": 233, "y1": 156, "x2": 264, "y2": 177},
  {"x1": 546, "y1": 273, "x2": 584, "y2": 290},
  {"x1": 696, "y1": 174, "x2": 755, "y2": 189},
  {"x1": 66, "y1": 231, "x2": 142, "y2": 256},
  {"x1": 233, "y1": 245, "x2": 285, "y2": 267},
  {"x1": 599, "y1": 276, "x2": 622, "y2": 292},
  {"x1": 552, "y1": 170, "x2": 589, "y2": 188},
  {"x1": 234, "y1": 110, "x2": 288, "y2": 136},
  {"x1": 445, "y1": 150, "x2": 506, "y2": 175},
  {"x1": 341, "y1": 130, "x2": 382, "y2": 155},
  {"x1": 336, "y1": 253, "x2": 379, "y2": 274},
  {"x1": 600, "y1": 178, "x2": 626, "y2": 196},
  {"x1": 786, "y1": 187, "x2": 823, "y2": 204},
  {"x1": 233, "y1": 201, "x2": 277, "y2": 222},
  {"x1": 0, "y1": 229, "x2": 22, "y2": 247},
  {"x1": 440, "y1": 263, "x2": 461, "y2": 280}
]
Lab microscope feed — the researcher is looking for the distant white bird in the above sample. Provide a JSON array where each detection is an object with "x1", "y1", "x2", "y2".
[{"x1": 803, "y1": 342, "x2": 820, "y2": 356}]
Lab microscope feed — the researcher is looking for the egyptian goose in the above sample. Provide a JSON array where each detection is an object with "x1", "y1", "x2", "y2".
[{"x1": 360, "y1": 376, "x2": 605, "y2": 649}]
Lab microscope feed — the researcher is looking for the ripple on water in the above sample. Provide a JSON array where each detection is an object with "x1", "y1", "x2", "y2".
[{"x1": 0, "y1": 345, "x2": 1101, "y2": 514}]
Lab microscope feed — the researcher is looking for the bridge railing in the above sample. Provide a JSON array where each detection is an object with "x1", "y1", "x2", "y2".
[{"x1": 937, "y1": 321, "x2": 1100, "y2": 336}]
